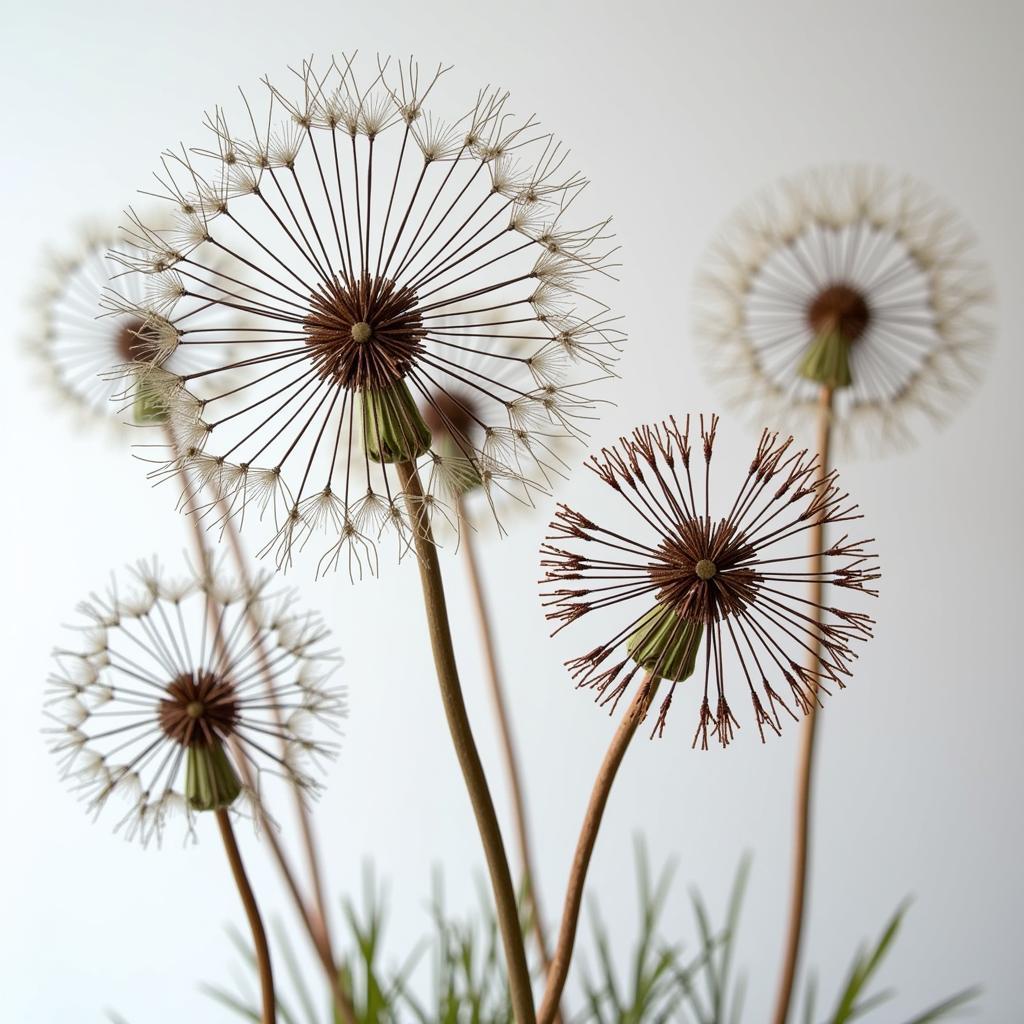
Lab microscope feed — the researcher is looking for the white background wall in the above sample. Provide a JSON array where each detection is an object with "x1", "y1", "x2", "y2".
[{"x1": 2, "y1": 1, "x2": 1021, "y2": 1020}]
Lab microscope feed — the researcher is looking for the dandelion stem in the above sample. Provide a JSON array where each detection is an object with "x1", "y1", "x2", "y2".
[
  {"x1": 770, "y1": 384, "x2": 833, "y2": 1024},
  {"x1": 219, "y1": 518, "x2": 357, "y2": 1024},
  {"x1": 167, "y1": 425, "x2": 357, "y2": 1024},
  {"x1": 397, "y1": 460, "x2": 536, "y2": 1024},
  {"x1": 537, "y1": 673, "x2": 660, "y2": 1024},
  {"x1": 221, "y1": 520, "x2": 337, "y2": 963},
  {"x1": 457, "y1": 497, "x2": 554, "y2": 976},
  {"x1": 216, "y1": 807, "x2": 276, "y2": 1024}
]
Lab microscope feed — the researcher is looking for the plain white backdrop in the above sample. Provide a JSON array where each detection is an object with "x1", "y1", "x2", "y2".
[{"x1": 2, "y1": 1, "x2": 1022, "y2": 1020}]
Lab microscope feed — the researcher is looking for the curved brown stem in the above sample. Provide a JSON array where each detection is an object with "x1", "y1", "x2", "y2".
[
  {"x1": 220, "y1": 521, "x2": 338, "y2": 968},
  {"x1": 537, "y1": 674, "x2": 659, "y2": 1024},
  {"x1": 769, "y1": 385, "x2": 833, "y2": 1024},
  {"x1": 457, "y1": 498, "x2": 553, "y2": 972},
  {"x1": 397, "y1": 461, "x2": 536, "y2": 1024},
  {"x1": 167, "y1": 426, "x2": 357, "y2": 1024},
  {"x1": 216, "y1": 808, "x2": 277, "y2": 1024}
]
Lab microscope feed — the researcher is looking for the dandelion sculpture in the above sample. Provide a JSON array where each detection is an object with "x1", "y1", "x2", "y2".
[
  {"x1": 533, "y1": 415, "x2": 877, "y2": 1024},
  {"x1": 111, "y1": 55, "x2": 621, "y2": 576},
  {"x1": 104, "y1": 54, "x2": 621, "y2": 1024},
  {"x1": 541, "y1": 415, "x2": 877, "y2": 747},
  {"x1": 694, "y1": 166, "x2": 991, "y2": 1024},
  {"x1": 47, "y1": 560, "x2": 344, "y2": 1024}
]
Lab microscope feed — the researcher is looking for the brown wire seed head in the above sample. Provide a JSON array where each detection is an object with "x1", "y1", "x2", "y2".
[
  {"x1": 694, "y1": 164, "x2": 993, "y2": 454},
  {"x1": 540, "y1": 415, "x2": 879, "y2": 749},
  {"x1": 109, "y1": 54, "x2": 623, "y2": 580},
  {"x1": 45, "y1": 558, "x2": 345, "y2": 845}
]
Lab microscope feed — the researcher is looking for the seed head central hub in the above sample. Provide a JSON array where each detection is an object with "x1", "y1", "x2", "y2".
[
  {"x1": 807, "y1": 283, "x2": 870, "y2": 344},
  {"x1": 695, "y1": 558, "x2": 717, "y2": 580},
  {"x1": 303, "y1": 272, "x2": 426, "y2": 391},
  {"x1": 647, "y1": 525, "x2": 759, "y2": 626},
  {"x1": 158, "y1": 670, "x2": 239, "y2": 748}
]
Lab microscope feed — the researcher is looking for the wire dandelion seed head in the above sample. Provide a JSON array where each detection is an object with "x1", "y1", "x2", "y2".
[
  {"x1": 45, "y1": 559, "x2": 344, "y2": 846},
  {"x1": 540, "y1": 416, "x2": 879, "y2": 749},
  {"x1": 112, "y1": 53, "x2": 622, "y2": 578},
  {"x1": 694, "y1": 165, "x2": 993, "y2": 453}
]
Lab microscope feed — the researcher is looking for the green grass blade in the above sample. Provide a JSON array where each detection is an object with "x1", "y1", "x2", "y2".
[
  {"x1": 200, "y1": 984, "x2": 263, "y2": 1023},
  {"x1": 830, "y1": 903, "x2": 907, "y2": 1023},
  {"x1": 901, "y1": 986, "x2": 981, "y2": 1024},
  {"x1": 272, "y1": 920, "x2": 320, "y2": 1024},
  {"x1": 802, "y1": 972, "x2": 818, "y2": 1024},
  {"x1": 720, "y1": 857, "x2": 750, "y2": 1022}
]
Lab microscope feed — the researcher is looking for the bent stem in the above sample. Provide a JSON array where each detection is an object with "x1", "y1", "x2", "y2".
[
  {"x1": 458, "y1": 497, "x2": 553, "y2": 973},
  {"x1": 537, "y1": 673, "x2": 660, "y2": 1024},
  {"x1": 221, "y1": 519, "x2": 338, "y2": 962},
  {"x1": 770, "y1": 385, "x2": 834, "y2": 1024},
  {"x1": 397, "y1": 460, "x2": 536, "y2": 1024},
  {"x1": 167, "y1": 426, "x2": 357, "y2": 1024},
  {"x1": 216, "y1": 808, "x2": 277, "y2": 1024}
]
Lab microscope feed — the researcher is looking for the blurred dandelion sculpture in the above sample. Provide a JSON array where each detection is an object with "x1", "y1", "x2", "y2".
[
  {"x1": 694, "y1": 165, "x2": 991, "y2": 1024},
  {"x1": 111, "y1": 54, "x2": 621, "y2": 577},
  {"x1": 28, "y1": 223, "x2": 221, "y2": 428},
  {"x1": 533, "y1": 414, "x2": 878, "y2": 1024},
  {"x1": 694, "y1": 165, "x2": 991, "y2": 453},
  {"x1": 47, "y1": 559, "x2": 345, "y2": 1024}
]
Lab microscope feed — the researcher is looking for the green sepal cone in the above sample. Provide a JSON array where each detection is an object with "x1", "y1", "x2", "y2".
[
  {"x1": 132, "y1": 390, "x2": 170, "y2": 426},
  {"x1": 360, "y1": 381, "x2": 432, "y2": 464},
  {"x1": 797, "y1": 329, "x2": 852, "y2": 389},
  {"x1": 185, "y1": 740, "x2": 243, "y2": 811},
  {"x1": 627, "y1": 605, "x2": 704, "y2": 682}
]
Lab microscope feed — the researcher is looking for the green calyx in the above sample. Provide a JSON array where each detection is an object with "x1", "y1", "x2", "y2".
[
  {"x1": 185, "y1": 739, "x2": 243, "y2": 812},
  {"x1": 132, "y1": 389, "x2": 170, "y2": 425},
  {"x1": 627, "y1": 605, "x2": 704, "y2": 682},
  {"x1": 360, "y1": 380, "x2": 433, "y2": 464},
  {"x1": 797, "y1": 330, "x2": 853, "y2": 389}
]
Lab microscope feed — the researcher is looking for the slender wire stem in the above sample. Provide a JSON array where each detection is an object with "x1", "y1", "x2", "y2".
[
  {"x1": 537, "y1": 673, "x2": 660, "y2": 1024},
  {"x1": 216, "y1": 807, "x2": 277, "y2": 1024},
  {"x1": 769, "y1": 384, "x2": 834, "y2": 1024},
  {"x1": 397, "y1": 460, "x2": 536, "y2": 1024},
  {"x1": 220, "y1": 520, "x2": 337, "y2": 964},
  {"x1": 457, "y1": 497, "x2": 553, "y2": 973},
  {"x1": 165, "y1": 424, "x2": 358, "y2": 1024}
]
